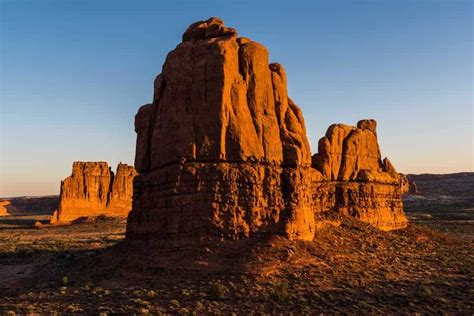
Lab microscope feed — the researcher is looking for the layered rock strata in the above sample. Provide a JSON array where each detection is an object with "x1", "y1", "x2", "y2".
[
  {"x1": 126, "y1": 18, "x2": 407, "y2": 244},
  {"x1": 51, "y1": 162, "x2": 137, "y2": 223},
  {"x1": 128, "y1": 17, "x2": 318, "y2": 242},
  {"x1": 312, "y1": 120, "x2": 408, "y2": 230}
]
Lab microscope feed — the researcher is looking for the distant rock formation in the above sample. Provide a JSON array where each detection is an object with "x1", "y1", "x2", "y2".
[
  {"x1": 409, "y1": 181, "x2": 418, "y2": 194},
  {"x1": 0, "y1": 200, "x2": 21, "y2": 216},
  {"x1": 8, "y1": 196, "x2": 59, "y2": 215},
  {"x1": 313, "y1": 120, "x2": 399, "y2": 183},
  {"x1": 399, "y1": 174, "x2": 418, "y2": 195},
  {"x1": 126, "y1": 18, "x2": 408, "y2": 245},
  {"x1": 50, "y1": 162, "x2": 137, "y2": 224},
  {"x1": 399, "y1": 174, "x2": 410, "y2": 194}
]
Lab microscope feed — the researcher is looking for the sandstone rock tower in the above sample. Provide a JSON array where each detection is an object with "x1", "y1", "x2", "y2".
[
  {"x1": 126, "y1": 18, "x2": 407, "y2": 244},
  {"x1": 51, "y1": 162, "x2": 137, "y2": 223}
]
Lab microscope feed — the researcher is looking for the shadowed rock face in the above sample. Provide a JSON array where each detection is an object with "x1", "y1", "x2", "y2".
[
  {"x1": 50, "y1": 162, "x2": 137, "y2": 223},
  {"x1": 126, "y1": 18, "x2": 407, "y2": 244}
]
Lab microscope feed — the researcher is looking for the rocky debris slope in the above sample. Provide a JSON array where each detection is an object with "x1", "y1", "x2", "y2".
[
  {"x1": 0, "y1": 200, "x2": 21, "y2": 216},
  {"x1": 50, "y1": 162, "x2": 137, "y2": 224},
  {"x1": 126, "y1": 17, "x2": 407, "y2": 244}
]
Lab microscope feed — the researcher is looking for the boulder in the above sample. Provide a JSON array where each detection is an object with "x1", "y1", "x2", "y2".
[{"x1": 311, "y1": 121, "x2": 407, "y2": 230}]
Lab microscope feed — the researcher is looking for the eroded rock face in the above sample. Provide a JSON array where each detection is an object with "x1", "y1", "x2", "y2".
[
  {"x1": 312, "y1": 120, "x2": 398, "y2": 183},
  {"x1": 135, "y1": 18, "x2": 310, "y2": 171},
  {"x1": 311, "y1": 121, "x2": 408, "y2": 230},
  {"x1": 128, "y1": 17, "x2": 316, "y2": 243},
  {"x1": 127, "y1": 18, "x2": 407, "y2": 244},
  {"x1": 314, "y1": 181, "x2": 407, "y2": 231},
  {"x1": 51, "y1": 162, "x2": 137, "y2": 223}
]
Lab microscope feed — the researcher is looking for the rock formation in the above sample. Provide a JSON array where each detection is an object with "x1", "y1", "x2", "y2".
[
  {"x1": 50, "y1": 162, "x2": 137, "y2": 223},
  {"x1": 409, "y1": 181, "x2": 418, "y2": 194},
  {"x1": 399, "y1": 174, "x2": 418, "y2": 195},
  {"x1": 126, "y1": 18, "x2": 408, "y2": 244},
  {"x1": 312, "y1": 121, "x2": 408, "y2": 230},
  {"x1": 0, "y1": 200, "x2": 21, "y2": 216},
  {"x1": 399, "y1": 174, "x2": 410, "y2": 194}
]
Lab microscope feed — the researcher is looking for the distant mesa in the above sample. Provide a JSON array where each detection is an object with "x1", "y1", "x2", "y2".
[
  {"x1": 50, "y1": 162, "x2": 137, "y2": 224},
  {"x1": 125, "y1": 17, "x2": 408, "y2": 245},
  {"x1": 5, "y1": 196, "x2": 59, "y2": 216}
]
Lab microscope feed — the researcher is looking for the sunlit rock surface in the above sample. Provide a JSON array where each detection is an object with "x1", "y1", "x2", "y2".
[
  {"x1": 126, "y1": 18, "x2": 407, "y2": 245},
  {"x1": 51, "y1": 162, "x2": 137, "y2": 224}
]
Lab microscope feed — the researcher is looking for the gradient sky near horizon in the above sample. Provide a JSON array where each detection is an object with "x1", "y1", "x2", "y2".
[{"x1": 1, "y1": 0, "x2": 473, "y2": 197}]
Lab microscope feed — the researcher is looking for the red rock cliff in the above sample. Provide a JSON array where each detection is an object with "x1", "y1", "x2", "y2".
[
  {"x1": 312, "y1": 120, "x2": 408, "y2": 230},
  {"x1": 126, "y1": 18, "x2": 407, "y2": 244},
  {"x1": 51, "y1": 162, "x2": 137, "y2": 223}
]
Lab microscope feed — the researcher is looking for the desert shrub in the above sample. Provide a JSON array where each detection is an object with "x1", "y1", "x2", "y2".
[
  {"x1": 421, "y1": 286, "x2": 433, "y2": 297},
  {"x1": 269, "y1": 281, "x2": 291, "y2": 303},
  {"x1": 208, "y1": 280, "x2": 227, "y2": 299},
  {"x1": 55, "y1": 240, "x2": 70, "y2": 252}
]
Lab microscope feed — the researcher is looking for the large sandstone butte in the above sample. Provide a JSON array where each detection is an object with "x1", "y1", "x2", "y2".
[
  {"x1": 50, "y1": 162, "x2": 137, "y2": 223},
  {"x1": 126, "y1": 18, "x2": 407, "y2": 244}
]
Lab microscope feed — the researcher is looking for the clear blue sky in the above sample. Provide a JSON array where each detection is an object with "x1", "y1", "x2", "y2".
[{"x1": 1, "y1": 0, "x2": 472, "y2": 197}]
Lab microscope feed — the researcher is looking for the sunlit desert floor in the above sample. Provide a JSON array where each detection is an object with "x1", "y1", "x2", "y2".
[{"x1": 0, "y1": 174, "x2": 472, "y2": 314}]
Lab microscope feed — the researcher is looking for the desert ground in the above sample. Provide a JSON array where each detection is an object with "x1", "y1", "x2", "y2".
[{"x1": 0, "y1": 173, "x2": 472, "y2": 314}]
